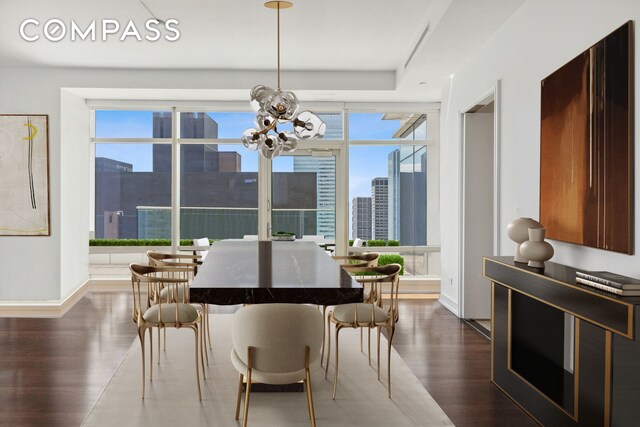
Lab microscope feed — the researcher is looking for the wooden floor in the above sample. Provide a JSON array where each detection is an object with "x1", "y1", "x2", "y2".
[{"x1": 0, "y1": 293, "x2": 535, "y2": 427}]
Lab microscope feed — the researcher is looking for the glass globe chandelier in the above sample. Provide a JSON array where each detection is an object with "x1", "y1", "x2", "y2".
[{"x1": 242, "y1": 1, "x2": 326, "y2": 159}]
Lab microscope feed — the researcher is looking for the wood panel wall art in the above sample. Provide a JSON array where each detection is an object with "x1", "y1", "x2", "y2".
[{"x1": 540, "y1": 21, "x2": 633, "y2": 254}]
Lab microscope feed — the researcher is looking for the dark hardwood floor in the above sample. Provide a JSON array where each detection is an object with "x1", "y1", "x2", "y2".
[
  {"x1": 0, "y1": 293, "x2": 534, "y2": 426},
  {"x1": 393, "y1": 300, "x2": 536, "y2": 427}
]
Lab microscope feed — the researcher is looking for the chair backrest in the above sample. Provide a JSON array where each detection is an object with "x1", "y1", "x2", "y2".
[
  {"x1": 192, "y1": 237, "x2": 210, "y2": 259},
  {"x1": 352, "y1": 238, "x2": 364, "y2": 247},
  {"x1": 332, "y1": 252, "x2": 380, "y2": 268},
  {"x1": 346, "y1": 263, "x2": 402, "y2": 325},
  {"x1": 129, "y1": 263, "x2": 191, "y2": 324},
  {"x1": 146, "y1": 250, "x2": 199, "y2": 267},
  {"x1": 232, "y1": 304, "x2": 323, "y2": 374}
]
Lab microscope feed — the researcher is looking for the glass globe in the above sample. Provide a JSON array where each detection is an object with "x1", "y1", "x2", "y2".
[
  {"x1": 260, "y1": 140, "x2": 283, "y2": 159},
  {"x1": 294, "y1": 111, "x2": 326, "y2": 139},
  {"x1": 279, "y1": 132, "x2": 299, "y2": 152},
  {"x1": 265, "y1": 90, "x2": 299, "y2": 120},
  {"x1": 241, "y1": 128, "x2": 260, "y2": 151},
  {"x1": 254, "y1": 110, "x2": 275, "y2": 131},
  {"x1": 249, "y1": 85, "x2": 274, "y2": 113}
]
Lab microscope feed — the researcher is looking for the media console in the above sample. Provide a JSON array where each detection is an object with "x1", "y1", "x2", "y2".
[{"x1": 483, "y1": 257, "x2": 640, "y2": 426}]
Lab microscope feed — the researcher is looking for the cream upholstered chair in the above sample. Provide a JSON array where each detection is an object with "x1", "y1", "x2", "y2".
[
  {"x1": 146, "y1": 251, "x2": 212, "y2": 365},
  {"x1": 129, "y1": 263, "x2": 203, "y2": 400},
  {"x1": 320, "y1": 252, "x2": 380, "y2": 367},
  {"x1": 231, "y1": 304, "x2": 323, "y2": 427},
  {"x1": 324, "y1": 263, "x2": 402, "y2": 399},
  {"x1": 192, "y1": 237, "x2": 211, "y2": 263}
]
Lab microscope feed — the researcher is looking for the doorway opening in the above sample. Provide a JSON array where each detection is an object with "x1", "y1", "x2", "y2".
[{"x1": 460, "y1": 91, "x2": 497, "y2": 330}]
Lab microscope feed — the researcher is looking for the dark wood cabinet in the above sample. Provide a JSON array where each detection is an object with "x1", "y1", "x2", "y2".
[{"x1": 484, "y1": 257, "x2": 640, "y2": 426}]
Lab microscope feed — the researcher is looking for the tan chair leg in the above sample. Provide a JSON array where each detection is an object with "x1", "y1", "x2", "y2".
[
  {"x1": 148, "y1": 327, "x2": 153, "y2": 381},
  {"x1": 305, "y1": 346, "x2": 316, "y2": 427},
  {"x1": 243, "y1": 347, "x2": 253, "y2": 427},
  {"x1": 157, "y1": 327, "x2": 161, "y2": 364},
  {"x1": 387, "y1": 326, "x2": 394, "y2": 399},
  {"x1": 367, "y1": 326, "x2": 371, "y2": 366},
  {"x1": 360, "y1": 327, "x2": 363, "y2": 353},
  {"x1": 306, "y1": 371, "x2": 316, "y2": 427},
  {"x1": 320, "y1": 305, "x2": 328, "y2": 367},
  {"x1": 235, "y1": 373, "x2": 244, "y2": 420},
  {"x1": 193, "y1": 326, "x2": 202, "y2": 401},
  {"x1": 206, "y1": 305, "x2": 213, "y2": 350},
  {"x1": 163, "y1": 326, "x2": 167, "y2": 352},
  {"x1": 138, "y1": 327, "x2": 146, "y2": 399},
  {"x1": 243, "y1": 369, "x2": 252, "y2": 427},
  {"x1": 332, "y1": 326, "x2": 342, "y2": 400},
  {"x1": 324, "y1": 316, "x2": 331, "y2": 379},
  {"x1": 200, "y1": 322, "x2": 206, "y2": 380}
]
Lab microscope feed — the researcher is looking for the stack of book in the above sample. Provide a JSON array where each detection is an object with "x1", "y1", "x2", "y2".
[{"x1": 576, "y1": 271, "x2": 640, "y2": 296}]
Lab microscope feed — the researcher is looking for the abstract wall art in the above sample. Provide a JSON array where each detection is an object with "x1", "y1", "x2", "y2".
[
  {"x1": 0, "y1": 114, "x2": 50, "y2": 236},
  {"x1": 540, "y1": 21, "x2": 633, "y2": 254}
]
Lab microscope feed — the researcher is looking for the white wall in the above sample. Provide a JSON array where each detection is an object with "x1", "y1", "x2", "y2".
[
  {"x1": 439, "y1": 0, "x2": 640, "y2": 314},
  {"x1": 60, "y1": 90, "x2": 90, "y2": 298},
  {"x1": 0, "y1": 68, "x2": 62, "y2": 301}
]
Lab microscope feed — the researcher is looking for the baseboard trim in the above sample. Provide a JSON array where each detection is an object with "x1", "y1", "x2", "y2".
[
  {"x1": 0, "y1": 278, "x2": 90, "y2": 318},
  {"x1": 438, "y1": 294, "x2": 460, "y2": 317}
]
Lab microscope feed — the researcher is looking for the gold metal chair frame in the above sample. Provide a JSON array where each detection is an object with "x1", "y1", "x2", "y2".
[
  {"x1": 321, "y1": 253, "x2": 380, "y2": 366},
  {"x1": 235, "y1": 346, "x2": 316, "y2": 427},
  {"x1": 146, "y1": 251, "x2": 213, "y2": 365},
  {"x1": 129, "y1": 263, "x2": 204, "y2": 400},
  {"x1": 324, "y1": 263, "x2": 402, "y2": 399}
]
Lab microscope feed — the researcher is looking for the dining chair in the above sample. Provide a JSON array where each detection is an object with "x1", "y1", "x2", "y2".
[
  {"x1": 146, "y1": 251, "x2": 212, "y2": 364},
  {"x1": 192, "y1": 237, "x2": 211, "y2": 264},
  {"x1": 231, "y1": 304, "x2": 323, "y2": 427},
  {"x1": 320, "y1": 252, "x2": 380, "y2": 366},
  {"x1": 129, "y1": 263, "x2": 204, "y2": 400},
  {"x1": 324, "y1": 263, "x2": 402, "y2": 399}
]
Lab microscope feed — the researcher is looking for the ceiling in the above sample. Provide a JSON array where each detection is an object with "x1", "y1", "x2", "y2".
[{"x1": 0, "y1": 0, "x2": 525, "y2": 102}]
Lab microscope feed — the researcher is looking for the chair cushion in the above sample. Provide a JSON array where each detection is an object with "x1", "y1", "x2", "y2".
[
  {"x1": 332, "y1": 303, "x2": 388, "y2": 325},
  {"x1": 143, "y1": 303, "x2": 199, "y2": 324},
  {"x1": 159, "y1": 284, "x2": 187, "y2": 302},
  {"x1": 230, "y1": 348, "x2": 307, "y2": 385}
]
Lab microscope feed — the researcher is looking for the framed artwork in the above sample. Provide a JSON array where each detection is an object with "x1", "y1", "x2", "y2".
[
  {"x1": 540, "y1": 21, "x2": 633, "y2": 254},
  {"x1": 0, "y1": 114, "x2": 50, "y2": 236}
]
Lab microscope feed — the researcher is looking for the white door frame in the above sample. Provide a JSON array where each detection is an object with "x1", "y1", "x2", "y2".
[{"x1": 458, "y1": 80, "x2": 501, "y2": 318}]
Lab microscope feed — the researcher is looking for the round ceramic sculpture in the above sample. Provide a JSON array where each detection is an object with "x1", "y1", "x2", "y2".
[
  {"x1": 506, "y1": 217, "x2": 543, "y2": 263},
  {"x1": 520, "y1": 227, "x2": 554, "y2": 269}
]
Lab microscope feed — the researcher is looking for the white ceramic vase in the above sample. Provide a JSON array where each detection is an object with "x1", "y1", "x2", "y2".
[
  {"x1": 506, "y1": 217, "x2": 543, "y2": 263},
  {"x1": 520, "y1": 227, "x2": 554, "y2": 268}
]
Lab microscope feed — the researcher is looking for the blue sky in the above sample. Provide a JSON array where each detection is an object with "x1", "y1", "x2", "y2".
[{"x1": 94, "y1": 111, "x2": 403, "y2": 199}]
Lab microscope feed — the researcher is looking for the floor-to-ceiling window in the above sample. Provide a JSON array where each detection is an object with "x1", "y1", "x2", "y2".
[{"x1": 90, "y1": 104, "x2": 439, "y2": 276}]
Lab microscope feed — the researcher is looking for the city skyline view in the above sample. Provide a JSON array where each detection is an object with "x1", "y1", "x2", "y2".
[{"x1": 95, "y1": 110, "x2": 426, "y2": 240}]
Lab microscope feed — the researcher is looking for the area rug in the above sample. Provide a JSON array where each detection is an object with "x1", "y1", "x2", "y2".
[{"x1": 82, "y1": 314, "x2": 453, "y2": 426}]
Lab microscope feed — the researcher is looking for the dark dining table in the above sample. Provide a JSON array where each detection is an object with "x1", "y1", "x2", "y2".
[{"x1": 189, "y1": 240, "x2": 363, "y2": 305}]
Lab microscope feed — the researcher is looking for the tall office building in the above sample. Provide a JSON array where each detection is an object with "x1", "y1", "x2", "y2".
[
  {"x1": 388, "y1": 149, "x2": 400, "y2": 240},
  {"x1": 371, "y1": 177, "x2": 388, "y2": 240},
  {"x1": 352, "y1": 197, "x2": 372, "y2": 240},
  {"x1": 293, "y1": 156, "x2": 336, "y2": 238},
  {"x1": 152, "y1": 112, "x2": 237, "y2": 172},
  {"x1": 387, "y1": 146, "x2": 427, "y2": 245},
  {"x1": 289, "y1": 113, "x2": 342, "y2": 238}
]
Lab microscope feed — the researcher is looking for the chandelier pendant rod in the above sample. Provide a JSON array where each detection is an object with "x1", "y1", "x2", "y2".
[{"x1": 277, "y1": 2, "x2": 281, "y2": 91}]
